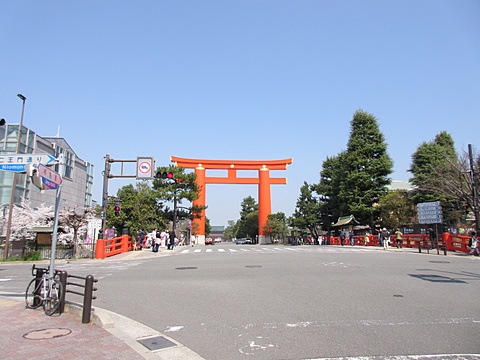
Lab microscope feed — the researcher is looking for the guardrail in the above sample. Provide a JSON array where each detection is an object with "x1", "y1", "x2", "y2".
[
  {"x1": 325, "y1": 233, "x2": 472, "y2": 255},
  {"x1": 95, "y1": 235, "x2": 133, "y2": 259},
  {"x1": 59, "y1": 270, "x2": 98, "y2": 323}
]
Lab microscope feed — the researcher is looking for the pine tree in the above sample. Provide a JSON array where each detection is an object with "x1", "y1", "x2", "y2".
[{"x1": 340, "y1": 109, "x2": 393, "y2": 226}]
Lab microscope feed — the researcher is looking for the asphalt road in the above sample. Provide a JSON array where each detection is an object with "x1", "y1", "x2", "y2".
[{"x1": 1, "y1": 244, "x2": 479, "y2": 360}]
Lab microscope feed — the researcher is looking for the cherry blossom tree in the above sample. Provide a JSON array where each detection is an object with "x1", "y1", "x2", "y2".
[
  {"x1": 1, "y1": 198, "x2": 53, "y2": 242},
  {"x1": 59, "y1": 206, "x2": 95, "y2": 257}
]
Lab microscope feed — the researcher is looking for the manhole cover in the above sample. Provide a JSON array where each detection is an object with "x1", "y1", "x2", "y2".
[
  {"x1": 175, "y1": 266, "x2": 198, "y2": 270},
  {"x1": 23, "y1": 328, "x2": 72, "y2": 340},
  {"x1": 245, "y1": 265, "x2": 262, "y2": 268},
  {"x1": 429, "y1": 261, "x2": 450, "y2": 263},
  {"x1": 138, "y1": 336, "x2": 177, "y2": 350}
]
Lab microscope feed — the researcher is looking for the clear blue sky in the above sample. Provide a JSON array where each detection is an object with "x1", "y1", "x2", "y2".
[{"x1": 1, "y1": 1, "x2": 479, "y2": 226}]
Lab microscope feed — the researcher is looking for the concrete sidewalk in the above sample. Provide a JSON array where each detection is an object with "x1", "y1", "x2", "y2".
[
  {"x1": 1, "y1": 246, "x2": 207, "y2": 359},
  {"x1": 0, "y1": 292, "x2": 205, "y2": 360}
]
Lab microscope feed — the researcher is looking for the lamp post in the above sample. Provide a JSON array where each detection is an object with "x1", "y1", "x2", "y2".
[{"x1": 3, "y1": 94, "x2": 27, "y2": 259}]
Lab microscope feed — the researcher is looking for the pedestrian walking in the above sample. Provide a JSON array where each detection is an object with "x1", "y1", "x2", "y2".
[
  {"x1": 160, "y1": 229, "x2": 168, "y2": 248},
  {"x1": 428, "y1": 228, "x2": 437, "y2": 249},
  {"x1": 349, "y1": 230, "x2": 354, "y2": 246},
  {"x1": 395, "y1": 229, "x2": 403, "y2": 248},
  {"x1": 364, "y1": 232, "x2": 370, "y2": 246},
  {"x1": 381, "y1": 228, "x2": 390, "y2": 250},
  {"x1": 469, "y1": 231, "x2": 479, "y2": 256},
  {"x1": 137, "y1": 230, "x2": 145, "y2": 250},
  {"x1": 168, "y1": 230, "x2": 176, "y2": 250}
]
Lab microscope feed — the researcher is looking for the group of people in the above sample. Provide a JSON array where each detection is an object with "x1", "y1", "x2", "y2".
[
  {"x1": 337, "y1": 228, "x2": 405, "y2": 249},
  {"x1": 136, "y1": 229, "x2": 180, "y2": 252}
]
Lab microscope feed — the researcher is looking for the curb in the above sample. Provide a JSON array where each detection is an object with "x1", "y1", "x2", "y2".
[
  {"x1": 63, "y1": 300, "x2": 206, "y2": 360},
  {"x1": 1, "y1": 293, "x2": 205, "y2": 360}
]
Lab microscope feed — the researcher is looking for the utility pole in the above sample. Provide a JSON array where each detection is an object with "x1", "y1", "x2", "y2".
[{"x1": 468, "y1": 144, "x2": 479, "y2": 232}]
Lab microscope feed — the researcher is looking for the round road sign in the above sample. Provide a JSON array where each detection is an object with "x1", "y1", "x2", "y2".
[{"x1": 138, "y1": 161, "x2": 151, "y2": 174}]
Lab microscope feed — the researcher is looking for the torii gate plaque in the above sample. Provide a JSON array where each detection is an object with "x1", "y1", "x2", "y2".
[{"x1": 170, "y1": 157, "x2": 293, "y2": 245}]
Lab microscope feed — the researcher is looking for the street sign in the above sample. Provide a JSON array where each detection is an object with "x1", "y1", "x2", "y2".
[
  {"x1": 37, "y1": 164, "x2": 62, "y2": 190},
  {"x1": 136, "y1": 157, "x2": 155, "y2": 179},
  {"x1": 417, "y1": 201, "x2": 441, "y2": 207},
  {"x1": 0, "y1": 153, "x2": 57, "y2": 173},
  {"x1": 419, "y1": 218, "x2": 443, "y2": 224},
  {"x1": 417, "y1": 201, "x2": 443, "y2": 224}
]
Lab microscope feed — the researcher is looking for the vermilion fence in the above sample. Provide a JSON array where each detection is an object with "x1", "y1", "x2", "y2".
[
  {"x1": 95, "y1": 235, "x2": 133, "y2": 259},
  {"x1": 327, "y1": 233, "x2": 471, "y2": 253}
]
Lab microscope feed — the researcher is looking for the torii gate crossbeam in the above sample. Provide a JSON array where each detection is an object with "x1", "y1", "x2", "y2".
[{"x1": 170, "y1": 157, "x2": 293, "y2": 245}]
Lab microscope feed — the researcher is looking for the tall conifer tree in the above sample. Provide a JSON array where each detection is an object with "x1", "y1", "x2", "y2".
[{"x1": 340, "y1": 109, "x2": 393, "y2": 227}]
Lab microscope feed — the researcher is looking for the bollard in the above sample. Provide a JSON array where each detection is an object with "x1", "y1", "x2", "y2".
[
  {"x1": 59, "y1": 270, "x2": 68, "y2": 314},
  {"x1": 82, "y1": 275, "x2": 97, "y2": 324},
  {"x1": 33, "y1": 267, "x2": 44, "y2": 307}
]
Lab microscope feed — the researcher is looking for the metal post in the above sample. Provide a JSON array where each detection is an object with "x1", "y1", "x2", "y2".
[
  {"x1": 59, "y1": 270, "x2": 68, "y2": 314},
  {"x1": 468, "y1": 144, "x2": 479, "y2": 233},
  {"x1": 49, "y1": 154, "x2": 64, "y2": 279},
  {"x1": 34, "y1": 267, "x2": 44, "y2": 307},
  {"x1": 101, "y1": 155, "x2": 111, "y2": 237},
  {"x1": 82, "y1": 275, "x2": 95, "y2": 323},
  {"x1": 3, "y1": 94, "x2": 26, "y2": 259}
]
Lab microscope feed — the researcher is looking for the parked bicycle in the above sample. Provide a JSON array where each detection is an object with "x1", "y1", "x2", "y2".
[{"x1": 25, "y1": 265, "x2": 63, "y2": 316}]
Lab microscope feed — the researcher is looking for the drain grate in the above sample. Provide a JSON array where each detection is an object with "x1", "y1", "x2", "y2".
[
  {"x1": 138, "y1": 336, "x2": 177, "y2": 351},
  {"x1": 429, "y1": 261, "x2": 450, "y2": 263},
  {"x1": 175, "y1": 266, "x2": 198, "y2": 270},
  {"x1": 245, "y1": 265, "x2": 262, "y2": 268},
  {"x1": 23, "y1": 328, "x2": 72, "y2": 340}
]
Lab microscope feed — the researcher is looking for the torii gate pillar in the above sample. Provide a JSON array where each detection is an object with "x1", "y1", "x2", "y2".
[{"x1": 171, "y1": 157, "x2": 293, "y2": 245}]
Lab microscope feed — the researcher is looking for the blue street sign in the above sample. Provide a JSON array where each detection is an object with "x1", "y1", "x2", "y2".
[{"x1": 0, "y1": 153, "x2": 57, "y2": 173}]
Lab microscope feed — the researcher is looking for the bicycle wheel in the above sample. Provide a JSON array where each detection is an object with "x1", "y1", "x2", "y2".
[
  {"x1": 43, "y1": 277, "x2": 63, "y2": 316},
  {"x1": 25, "y1": 278, "x2": 44, "y2": 309}
]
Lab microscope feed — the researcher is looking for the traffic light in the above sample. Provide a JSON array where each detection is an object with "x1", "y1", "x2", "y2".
[
  {"x1": 462, "y1": 205, "x2": 468, "y2": 216},
  {"x1": 114, "y1": 205, "x2": 120, "y2": 216},
  {"x1": 155, "y1": 171, "x2": 175, "y2": 180}
]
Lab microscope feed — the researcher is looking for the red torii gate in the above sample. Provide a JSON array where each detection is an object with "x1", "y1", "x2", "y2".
[{"x1": 170, "y1": 157, "x2": 293, "y2": 245}]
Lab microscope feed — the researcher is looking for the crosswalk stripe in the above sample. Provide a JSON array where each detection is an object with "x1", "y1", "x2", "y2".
[{"x1": 175, "y1": 246, "x2": 378, "y2": 255}]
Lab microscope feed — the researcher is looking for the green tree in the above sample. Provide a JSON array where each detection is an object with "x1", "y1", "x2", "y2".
[
  {"x1": 264, "y1": 212, "x2": 289, "y2": 243},
  {"x1": 235, "y1": 196, "x2": 259, "y2": 240},
  {"x1": 289, "y1": 182, "x2": 322, "y2": 239},
  {"x1": 378, "y1": 190, "x2": 415, "y2": 230},
  {"x1": 239, "y1": 196, "x2": 258, "y2": 219},
  {"x1": 313, "y1": 152, "x2": 348, "y2": 233},
  {"x1": 223, "y1": 220, "x2": 236, "y2": 240},
  {"x1": 409, "y1": 131, "x2": 458, "y2": 204},
  {"x1": 108, "y1": 182, "x2": 164, "y2": 235},
  {"x1": 152, "y1": 165, "x2": 202, "y2": 225},
  {"x1": 340, "y1": 109, "x2": 393, "y2": 227}
]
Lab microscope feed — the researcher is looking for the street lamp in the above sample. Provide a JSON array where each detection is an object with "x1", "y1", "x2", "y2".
[{"x1": 3, "y1": 94, "x2": 27, "y2": 259}]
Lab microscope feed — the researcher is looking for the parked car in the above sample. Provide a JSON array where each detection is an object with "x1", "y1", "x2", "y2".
[
  {"x1": 214, "y1": 237, "x2": 222, "y2": 243},
  {"x1": 205, "y1": 237, "x2": 214, "y2": 245},
  {"x1": 235, "y1": 238, "x2": 247, "y2": 244}
]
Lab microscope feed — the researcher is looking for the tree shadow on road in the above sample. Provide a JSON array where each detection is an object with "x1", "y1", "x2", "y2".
[{"x1": 408, "y1": 269, "x2": 480, "y2": 283}]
